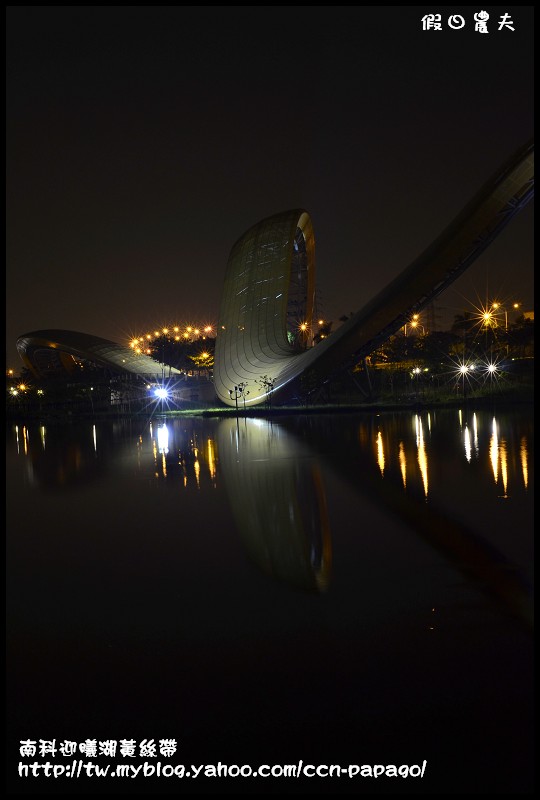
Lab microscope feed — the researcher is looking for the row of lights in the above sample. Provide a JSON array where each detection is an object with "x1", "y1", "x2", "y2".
[
  {"x1": 129, "y1": 325, "x2": 214, "y2": 354},
  {"x1": 299, "y1": 320, "x2": 328, "y2": 340},
  {"x1": 404, "y1": 300, "x2": 523, "y2": 336},
  {"x1": 128, "y1": 302, "x2": 523, "y2": 349},
  {"x1": 9, "y1": 384, "x2": 44, "y2": 396},
  {"x1": 481, "y1": 302, "x2": 521, "y2": 330}
]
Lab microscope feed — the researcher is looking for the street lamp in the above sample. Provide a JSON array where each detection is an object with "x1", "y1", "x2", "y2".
[
  {"x1": 240, "y1": 383, "x2": 250, "y2": 411},
  {"x1": 299, "y1": 321, "x2": 310, "y2": 349},
  {"x1": 491, "y1": 302, "x2": 507, "y2": 331},
  {"x1": 412, "y1": 366, "x2": 421, "y2": 400},
  {"x1": 404, "y1": 313, "x2": 425, "y2": 336},
  {"x1": 489, "y1": 300, "x2": 522, "y2": 355},
  {"x1": 228, "y1": 385, "x2": 243, "y2": 412},
  {"x1": 489, "y1": 301, "x2": 521, "y2": 330},
  {"x1": 154, "y1": 385, "x2": 169, "y2": 412},
  {"x1": 459, "y1": 364, "x2": 469, "y2": 398}
]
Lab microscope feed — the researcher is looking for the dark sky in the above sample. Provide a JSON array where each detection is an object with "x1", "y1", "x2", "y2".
[{"x1": 6, "y1": 6, "x2": 534, "y2": 370}]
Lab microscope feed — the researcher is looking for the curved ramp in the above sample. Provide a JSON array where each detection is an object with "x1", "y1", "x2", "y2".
[
  {"x1": 17, "y1": 329, "x2": 182, "y2": 379},
  {"x1": 214, "y1": 139, "x2": 534, "y2": 407}
]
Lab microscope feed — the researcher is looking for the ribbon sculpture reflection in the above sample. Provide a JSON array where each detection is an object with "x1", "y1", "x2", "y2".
[
  {"x1": 10, "y1": 413, "x2": 532, "y2": 626},
  {"x1": 276, "y1": 412, "x2": 533, "y2": 630},
  {"x1": 217, "y1": 418, "x2": 332, "y2": 592}
]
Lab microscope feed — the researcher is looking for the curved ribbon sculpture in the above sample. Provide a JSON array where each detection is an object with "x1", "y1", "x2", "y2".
[{"x1": 214, "y1": 139, "x2": 534, "y2": 407}]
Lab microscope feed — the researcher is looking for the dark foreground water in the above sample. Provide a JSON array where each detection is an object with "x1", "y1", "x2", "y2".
[{"x1": 6, "y1": 405, "x2": 534, "y2": 794}]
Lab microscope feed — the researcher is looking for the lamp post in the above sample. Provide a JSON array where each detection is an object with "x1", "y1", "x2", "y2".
[
  {"x1": 299, "y1": 322, "x2": 309, "y2": 350},
  {"x1": 459, "y1": 364, "x2": 469, "y2": 399},
  {"x1": 487, "y1": 363, "x2": 496, "y2": 394},
  {"x1": 412, "y1": 366, "x2": 421, "y2": 401},
  {"x1": 404, "y1": 313, "x2": 425, "y2": 336},
  {"x1": 228, "y1": 385, "x2": 243, "y2": 412},
  {"x1": 490, "y1": 301, "x2": 520, "y2": 330},
  {"x1": 238, "y1": 382, "x2": 249, "y2": 411},
  {"x1": 490, "y1": 301, "x2": 521, "y2": 356},
  {"x1": 491, "y1": 302, "x2": 507, "y2": 331}
]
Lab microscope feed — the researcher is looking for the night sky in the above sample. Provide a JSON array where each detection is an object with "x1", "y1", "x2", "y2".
[{"x1": 6, "y1": 6, "x2": 534, "y2": 370}]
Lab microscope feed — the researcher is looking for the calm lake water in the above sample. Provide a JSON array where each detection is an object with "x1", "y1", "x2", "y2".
[{"x1": 6, "y1": 405, "x2": 534, "y2": 794}]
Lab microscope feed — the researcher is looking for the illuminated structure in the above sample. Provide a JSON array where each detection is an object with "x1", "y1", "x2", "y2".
[
  {"x1": 214, "y1": 139, "x2": 534, "y2": 407},
  {"x1": 17, "y1": 329, "x2": 182, "y2": 379},
  {"x1": 16, "y1": 140, "x2": 533, "y2": 405}
]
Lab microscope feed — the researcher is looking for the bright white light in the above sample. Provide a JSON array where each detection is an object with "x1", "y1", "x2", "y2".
[
  {"x1": 154, "y1": 387, "x2": 169, "y2": 399},
  {"x1": 157, "y1": 424, "x2": 169, "y2": 454}
]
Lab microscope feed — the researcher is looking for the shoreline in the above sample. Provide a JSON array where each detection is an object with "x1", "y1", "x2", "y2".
[{"x1": 5, "y1": 393, "x2": 534, "y2": 423}]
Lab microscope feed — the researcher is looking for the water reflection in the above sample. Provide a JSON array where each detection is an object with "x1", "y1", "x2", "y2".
[
  {"x1": 9, "y1": 408, "x2": 532, "y2": 507},
  {"x1": 7, "y1": 407, "x2": 533, "y2": 622},
  {"x1": 217, "y1": 418, "x2": 332, "y2": 591},
  {"x1": 399, "y1": 441, "x2": 407, "y2": 488},
  {"x1": 464, "y1": 422, "x2": 472, "y2": 462},
  {"x1": 13, "y1": 422, "x2": 106, "y2": 490},
  {"x1": 275, "y1": 408, "x2": 533, "y2": 627},
  {"x1": 376, "y1": 429, "x2": 385, "y2": 476},
  {"x1": 415, "y1": 414, "x2": 428, "y2": 497},
  {"x1": 156, "y1": 422, "x2": 169, "y2": 455},
  {"x1": 145, "y1": 418, "x2": 218, "y2": 490},
  {"x1": 486, "y1": 417, "x2": 511, "y2": 498},
  {"x1": 521, "y1": 436, "x2": 529, "y2": 489},
  {"x1": 6, "y1": 407, "x2": 534, "y2": 791}
]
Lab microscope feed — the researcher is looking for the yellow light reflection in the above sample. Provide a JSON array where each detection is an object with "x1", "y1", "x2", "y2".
[
  {"x1": 489, "y1": 417, "x2": 499, "y2": 484},
  {"x1": 376, "y1": 431, "x2": 385, "y2": 476},
  {"x1": 194, "y1": 448, "x2": 200, "y2": 488},
  {"x1": 207, "y1": 438, "x2": 216, "y2": 482},
  {"x1": 500, "y1": 439, "x2": 508, "y2": 498},
  {"x1": 520, "y1": 436, "x2": 528, "y2": 489},
  {"x1": 152, "y1": 435, "x2": 158, "y2": 467},
  {"x1": 15, "y1": 425, "x2": 20, "y2": 455},
  {"x1": 415, "y1": 415, "x2": 428, "y2": 497},
  {"x1": 399, "y1": 441, "x2": 407, "y2": 488},
  {"x1": 40, "y1": 425, "x2": 46, "y2": 451},
  {"x1": 23, "y1": 426, "x2": 29, "y2": 456}
]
